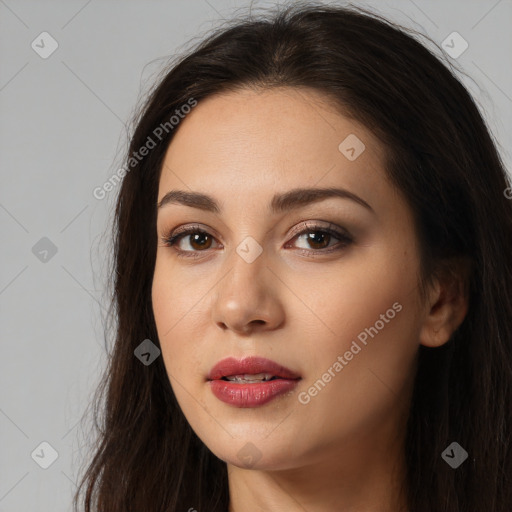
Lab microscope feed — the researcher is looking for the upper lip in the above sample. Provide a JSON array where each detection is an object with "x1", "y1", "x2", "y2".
[{"x1": 207, "y1": 356, "x2": 301, "y2": 381}]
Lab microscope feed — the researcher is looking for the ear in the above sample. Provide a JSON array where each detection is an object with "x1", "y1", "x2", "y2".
[{"x1": 419, "y1": 258, "x2": 471, "y2": 348}]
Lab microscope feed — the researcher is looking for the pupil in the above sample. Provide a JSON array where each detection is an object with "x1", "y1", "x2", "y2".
[
  {"x1": 308, "y1": 232, "x2": 329, "y2": 248},
  {"x1": 191, "y1": 233, "x2": 211, "y2": 249}
]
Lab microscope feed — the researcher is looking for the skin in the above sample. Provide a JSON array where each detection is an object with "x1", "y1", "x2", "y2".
[{"x1": 152, "y1": 87, "x2": 468, "y2": 512}]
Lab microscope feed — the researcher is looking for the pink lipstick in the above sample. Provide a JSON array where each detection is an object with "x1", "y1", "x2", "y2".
[{"x1": 207, "y1": 356, "x2": 301, "y2": 408}]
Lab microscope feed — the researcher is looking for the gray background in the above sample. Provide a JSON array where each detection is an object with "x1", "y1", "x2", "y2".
[{"x1": 1, "y1": 0, "x2": 511, "y2": 510}]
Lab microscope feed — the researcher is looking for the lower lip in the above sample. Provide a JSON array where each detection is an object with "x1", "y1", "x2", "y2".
[{"x1": 209, "y1": 378, "x2": 300, "y2": 407}]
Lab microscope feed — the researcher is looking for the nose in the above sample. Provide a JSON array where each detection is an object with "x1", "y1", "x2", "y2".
[{"x1": 211, "y1": 248, "x2": 285, "y2": 335}]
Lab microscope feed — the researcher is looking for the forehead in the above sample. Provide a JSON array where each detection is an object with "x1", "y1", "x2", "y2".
[{"x1": 157, "y1": 86, "x2": 388, "y2": 208}]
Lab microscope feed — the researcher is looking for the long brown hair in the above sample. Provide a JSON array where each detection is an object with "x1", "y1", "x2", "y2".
[{"x1": 74, "y1": 2, "x2": 512, "y2": 510}]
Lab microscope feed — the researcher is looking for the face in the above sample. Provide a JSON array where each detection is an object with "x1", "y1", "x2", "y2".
[{"x1": 152, "y1": 87, "x2": 426, "y2": 470}]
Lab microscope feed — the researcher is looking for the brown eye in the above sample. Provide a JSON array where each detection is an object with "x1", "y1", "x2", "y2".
[
  {"x1": 186, "y1": 232, "x2": 213, "y2": 251},
  {"x1": 163, "y1": 228, "x2": 217, "y2": 252},
  {"x1": 287, "y1": 222, "x2": 353, "y2": 254},
  {"x1": 300, "y1": 231, "x2": 332, "y2": 250}
]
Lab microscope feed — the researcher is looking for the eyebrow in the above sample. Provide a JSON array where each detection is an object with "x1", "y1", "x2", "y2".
[{"x1": 157, "y1": 187, "x2": 374, "y2": 215}]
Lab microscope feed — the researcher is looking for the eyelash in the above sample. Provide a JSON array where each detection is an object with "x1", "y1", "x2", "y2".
[{"x1": 159, "y1": 221, "x2": 353, "y2": 259}]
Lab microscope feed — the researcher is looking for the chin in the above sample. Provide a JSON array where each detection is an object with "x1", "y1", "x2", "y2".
[{"x1": 204, "y1": 435, "x2": 301, "y2": 471}]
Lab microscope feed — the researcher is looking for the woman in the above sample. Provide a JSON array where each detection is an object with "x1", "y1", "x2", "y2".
[{"x1": 74, "y1": 2, "x2": 512, "y2": 511}]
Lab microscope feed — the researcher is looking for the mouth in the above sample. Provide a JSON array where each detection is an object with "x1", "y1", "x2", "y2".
[
  {"x1": 207, "y1": 356, "x2": 301, "y2": 382},
  {"x1": 207, "y1": 356, "x2": 301, "y2": 408}
]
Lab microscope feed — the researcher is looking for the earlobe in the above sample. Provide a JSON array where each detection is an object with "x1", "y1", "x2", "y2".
[
  {"x1": 418, "y1": 260, "x2": 471, "y2": 348},
  {"x1": 420, "y1": 322, "x2": 453, "y2": 348}
]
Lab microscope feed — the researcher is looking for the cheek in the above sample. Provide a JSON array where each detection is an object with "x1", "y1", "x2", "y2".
[
  {"x1": 294, "y1": 309, "x2": 418, "y2": 452},
  {"x1": 151, "y1": 260, "x2": 172, "y2": 347},
  {"x1": 152, "y1": 258, "x2": 193, "y2": 376},
  {"x1": 294, "y1": 250, "x2": 420, "y2": 431},
  {"x1": 152, "y1": 254, "x2": 201, "y2": 339},
  {"x1": 302, "y1": 241, "x2": 419, "y2": 347},
  {"x1": 151, "y1": 255, "x2": 214, "y2": 394}
]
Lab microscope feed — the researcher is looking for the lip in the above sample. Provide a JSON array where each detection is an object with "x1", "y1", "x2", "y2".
[
  {"x1": 207, "y1": 356, "x2": 301, "y2": 381},
  {"x1": 207, "y1": 356, "x2": 301, "y2": 408}
]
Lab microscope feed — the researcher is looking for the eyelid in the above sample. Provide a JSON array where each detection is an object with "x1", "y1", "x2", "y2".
[
  {"x1": 168, "y1": 223, "x2": 209, "y2": 238},
  {"x1": 288, "y1": 220, "x2": 348, "y2": 239},
  {"x1": 163, "y1": 220, "x2": 347, "y2": 241}
]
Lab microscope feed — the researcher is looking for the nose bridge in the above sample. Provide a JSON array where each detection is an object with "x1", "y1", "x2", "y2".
[
  {"x1": 211, "y1": 235, "x2": 284, "y2": 332},
  {"x1": 211, "y1": 196, "x2": 271, "y2": 293},
  {"x1": 225, "y1": 234, "x2": 268, "y2": 297}
]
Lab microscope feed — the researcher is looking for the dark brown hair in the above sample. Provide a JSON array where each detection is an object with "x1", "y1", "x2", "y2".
[{"x1": 74, "y1": 2, "x2": 512, "y2": 511}]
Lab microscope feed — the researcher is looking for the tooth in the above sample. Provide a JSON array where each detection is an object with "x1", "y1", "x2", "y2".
[{"x1": 225, "y1": 373, "x2": 274, "y2": 382}]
